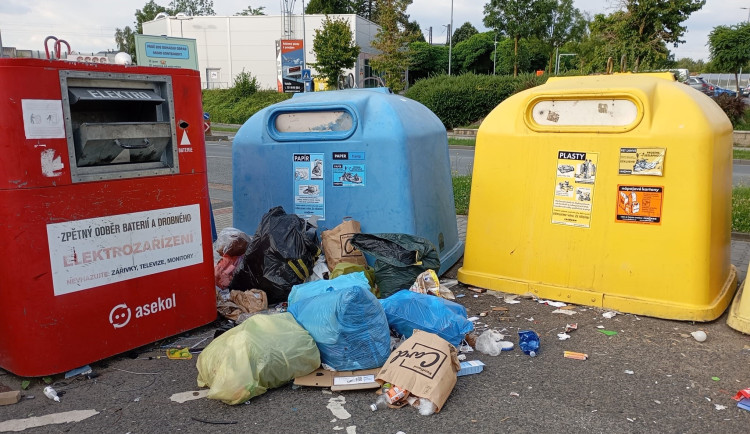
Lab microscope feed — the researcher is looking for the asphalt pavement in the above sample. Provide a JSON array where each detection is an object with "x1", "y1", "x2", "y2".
[{"x1": 1, "y1": 137, "x2": 748, "y2": 433}]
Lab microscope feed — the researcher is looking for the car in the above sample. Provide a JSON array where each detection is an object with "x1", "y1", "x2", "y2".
[
  {"x1": 684, "y1": 76, "x2": 712, "y2": 95},
  {"x1": 742, "y1": 84, "x2": 750, "y2": 97},
  {"x1": 713, "y1": 86, "x2": 737, "y2": 97}
]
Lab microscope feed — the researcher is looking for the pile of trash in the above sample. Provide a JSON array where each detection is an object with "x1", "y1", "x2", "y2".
[{"x1": 201, "y1": 207, "x2": 481, "y2": 412}]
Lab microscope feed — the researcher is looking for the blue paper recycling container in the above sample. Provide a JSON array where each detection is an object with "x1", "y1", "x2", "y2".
[{"x1": 232, "y1": 88, "x2": 463, "y2": 274}]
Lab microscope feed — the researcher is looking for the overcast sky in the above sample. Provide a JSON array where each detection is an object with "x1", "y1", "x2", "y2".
[{"x1": 0, "y1": 0, "x2": 745, "y2": 61}]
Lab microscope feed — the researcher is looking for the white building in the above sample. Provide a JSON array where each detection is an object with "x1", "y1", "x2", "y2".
[{"x1": 142, "y1": 14, "x2": 380, "y2": 90}]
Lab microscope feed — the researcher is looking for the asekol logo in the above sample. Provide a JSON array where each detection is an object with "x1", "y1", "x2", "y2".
[{"x1": 108, "y1": 293, "x2": 176, "y2": 329}]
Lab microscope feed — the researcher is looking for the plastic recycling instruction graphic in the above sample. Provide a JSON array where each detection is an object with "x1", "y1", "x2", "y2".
[
  {"x1": 552, "y1": 150, "x2": 598, "y2": 228},
  {"x1": 293, "y1": 153, "x2": 325, "y2": 219},
  {"x1": 618, "y1": 147, "x2": 665, "y2": 176},
  {"x1": 332, "y1": 151, "x2": 366, "y2": 187}
]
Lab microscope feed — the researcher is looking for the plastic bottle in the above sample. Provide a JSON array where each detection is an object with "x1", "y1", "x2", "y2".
[
  {"x1": 370, "y1": 393, "x2": 389, "y2": 411},
  {"x1": 518, "y1": 330, "x2": 540, "y2": 357},
  {"x1": 43, "y1": 386, "x2": 60, "y2": 402}
]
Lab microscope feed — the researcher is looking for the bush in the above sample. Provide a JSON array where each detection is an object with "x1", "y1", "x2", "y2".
[
  {"x1": 405, "y1": 73, "x2": 547, "y2": 129},
  {"x1": 231, "y1": 69, "x2": 259, "y2": 100},
  {"x1": 203, "y1": 89, "x2": 292, "y2": 124},
  {"x1": 712, "y1": 94, "x2": 747, "y2": 127}
]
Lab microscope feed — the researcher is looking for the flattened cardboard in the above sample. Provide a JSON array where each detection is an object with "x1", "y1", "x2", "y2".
[
  {"x1": 0, "y1": 390, "x2": 21, "y2": 406},
  {"x1": 376, "y1": 330, "x2": 460, "y2": 412},
  {"x1": 294, "y1": 368, "x2": 381, "y2": 391}
]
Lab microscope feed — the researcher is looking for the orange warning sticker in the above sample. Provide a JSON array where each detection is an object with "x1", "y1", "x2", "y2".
[{"x1": 616, "y1": 185, "x2": 663, "y2": 224}]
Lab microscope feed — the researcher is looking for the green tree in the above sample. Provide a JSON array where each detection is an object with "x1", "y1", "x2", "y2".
[
  {"x1": 353, "y1": 0, "x2": 379, "y2": 21},
  {"x1": 545, "y1": 0, "x2": 588, "y2": 73},
  {"x1": 674, "y1": 57, "x2": 705, "y2": 73},
  {"x1": 114, "y1": 0, "x2": 168, "y2": 61},
  {"x1": 608, "y1": 0, "x2": 705, "y2": 72},
  {"x1": 452, "y1": 22, "x2": 479, "y2": 45},
  {"x1": 169, "y1": 0, "x2": 215, "y2": 15},
  {"x1": 311, "y1": 16, "x2": 361, "y2": 88},
  {"x1": 708, "y1": 23, "x2": 750, "y2": 96},
  {"x1": 371, "y1": 0, "x2": 413, "y2": 92},
  {"x1": 453, "y1": 32, "x2": 495, "y2": 74},
  {"x1": 236, "y1": 3, "x2": 266, "y2": 15},
  {"x1": 495, "y1": 37, "x2": 549, "y2": 75},
  {"x1": 408, "y1": 41, "x2": 448, "y2": 84},
  {"x1": 306, "y1": 0, "x2": 355, "y2": 14},
  {"x1": 404, "y1": 20, "x2": 425, "y2": 43},
  {"x1": 484, "y1": 0, "x2": 555, "y2": 76}
]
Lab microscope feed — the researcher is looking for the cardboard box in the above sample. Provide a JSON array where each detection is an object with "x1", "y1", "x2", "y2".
[
  {"x1": 0, "y1": 390, "x2": 21, "y2": 406},
  {"x1": 375, "y1": 330, "x2": 460, "y2": 412},
  {"x1": 294, "y1": 368, "x2": 381, "y2": 391}
]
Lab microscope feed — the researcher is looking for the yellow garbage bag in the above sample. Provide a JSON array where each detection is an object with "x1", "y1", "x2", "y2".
[{"x1": 196, "y1": 312, "x2": 320, "y2": 404}]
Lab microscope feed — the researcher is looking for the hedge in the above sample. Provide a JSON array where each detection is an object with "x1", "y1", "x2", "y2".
[
  {"x1": 405, "y1": 73, "x2": 547, "y2": 129},
  {"x1": 202, "y1": 89, "x2": 292, "y2": 124}
]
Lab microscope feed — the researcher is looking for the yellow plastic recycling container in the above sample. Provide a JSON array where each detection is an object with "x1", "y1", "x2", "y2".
[{"x1": 457, "y1": 73, "x2": 737, "y2": 321}]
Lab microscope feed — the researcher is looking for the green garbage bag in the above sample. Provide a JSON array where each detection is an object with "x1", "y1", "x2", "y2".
[
  {"x1": 196, "y1": 312, "x2": 320, "y2": 405},
  {"x1": 350, "y1": 233, "x2": 440, "y2": 298},
  {"x1": 330, "y1": 262, "x2": 379, "y2": 298}
]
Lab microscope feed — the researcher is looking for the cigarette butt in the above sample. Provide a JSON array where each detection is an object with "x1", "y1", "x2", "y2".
[{"x1": 564, "y1": 351, "x2": 588, "y2": 360}]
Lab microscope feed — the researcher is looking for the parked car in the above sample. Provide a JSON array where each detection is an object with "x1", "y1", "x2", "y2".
[
  {"x1": 742, "y1": 84, "x2": 750, "y2": 97},
  {"x1": 713, "y1": 86, "x2": 737, "y2": 97},
  {"x1": 684, "y1": 76, "x2": 712, "y2": 95}
]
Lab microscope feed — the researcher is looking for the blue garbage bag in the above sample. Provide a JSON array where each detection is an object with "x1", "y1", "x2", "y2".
[
  {"x1": 380, "y1": 290, "x2": 474, "y2": 347},
  {"x1": 288, "y1": 272, "x2": 369, "y2": 306},
  {"x1": 288, "y1": 284, "x2": 391, "y2": 371}
]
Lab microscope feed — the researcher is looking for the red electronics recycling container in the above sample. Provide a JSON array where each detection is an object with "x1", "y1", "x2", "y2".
[{"x1": 0, "y1": 58, "x2": 216, "y2": 376}]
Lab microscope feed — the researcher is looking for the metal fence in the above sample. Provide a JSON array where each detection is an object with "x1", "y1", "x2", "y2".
[{"x1": 697, "y1": 73, "x2": 750, "y2": 89}]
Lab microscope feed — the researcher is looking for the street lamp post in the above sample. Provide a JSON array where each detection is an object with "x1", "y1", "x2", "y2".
[
  {"x1": 555, "y1": 52, "x2": 576, "y2": 75},
  {"x1": 448, "y1": 0, "x2": 453, "y2": 76},
  {"x1": 493, "y1": 32, "x2": 498, "y2": 75}
]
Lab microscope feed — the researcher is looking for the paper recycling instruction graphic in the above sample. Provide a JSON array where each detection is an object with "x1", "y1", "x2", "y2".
[
  {"x1": 293, "y1": 153, "x2": 325, "y2": 219},
  {"x1": 552, "y1": 150, "x2": 598, "y2": 228}
]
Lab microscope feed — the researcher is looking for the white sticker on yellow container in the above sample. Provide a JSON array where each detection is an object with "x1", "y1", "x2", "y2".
[
  {"x1": 532, "y1": 99, "x2": 638, "y2": 126},
  {"x1": 22, "y1": 99, "x2": 66, "y2": 139},
  {"x1": 46, "y1": 204, "x2": 204, "y2": 295},
  {"x1": 618, "y1": 148, "x2": 665, "y2": 176},
  {"x1": 552, "y1": 151, "x2": 598, "y2": 228}
]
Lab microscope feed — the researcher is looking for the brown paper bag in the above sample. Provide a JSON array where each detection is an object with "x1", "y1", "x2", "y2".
[
  {"x1": 375, "y1": 330, "x2": 460, "y2": 412},
  {"x1": 321, "y1": 217, "x2": 367, "y2": 270}
]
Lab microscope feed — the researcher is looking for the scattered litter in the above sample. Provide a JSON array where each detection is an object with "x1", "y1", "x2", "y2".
[
  {"x1": 738, "y1": 399, "x2": 750, "y2": 412},
  {"x1": 732, "y1": 387, "x2": 750, "y2": 401},
  {"x1": 654, "y1": 400, "x2": 661, "y2": 404},
  {"x1": 479, "y1": 312, "x2": 488, "y2": 317},
  {"x1": 538, "y1": 299, "x2": 567, "y2": 308},
  {"x1": 557, "y1": 333, "x2": 571, "y2": 340},
  {"x1": 20, "y1": 380, "x2": 30, "y2": 390},
  {"x1": 625, "y1": 370, "x2": 634, "y2": 375},
  {"x1": 509, "y1": 392, "x2": 520, "y2": 397},
  {"x1": 133, "y1": 397, "x2": 140, "y2": 402},
  {"x1": 457, "y1": 354, "x2": 466, "y2": 361},
  {"x1": 170, "y1": 390, "x2": 209, "y2": 403},
  {"x1": 456, "y1": 294, "x2": 466, "y2": 298},
  {"x1": 475, "y1": 330, "x2": 514, "y2": 355},
  {"x1": 565, "y1": 323, "x2": 578, "y2": 332},
  {"x1": 0, "y1": 390, "x2": 21, "y2": 406},
  {"x1": 563, "y1": 351, "x2": 588, "y2": 360},
  {"x1": 602, "y1": 311, "x2": 617, "y2": 319},
  {"x1": 525, "y1": 317, "x2": 534, "y2": 322},
  {"x1": 64, "y1": 365, "x2": 92, "y2": 379},
  {"x1": 690, "y1": 331, "x2": 707, "y2": 342},
  {"x1": 712, "y1": 377, "x2": 720, "y2": 381},
  {"x1": 552, "y1": 309, "x2": 577, "y2": 316},
  {"x1": 327, "y1": 396, "x2": 352, "y2": 420},
  {"x1": 714, "y1": 404, "x2": 727, "y2": 410},
  {"x1": 322, "y1": 390, "x2": 333, "y2": 395},
  {"x1": 596, "y1": 325, "x2": 605, "y2": 329},
  {"x1": 504, "y1": 295, "x2": 521, "y2": 304},
  {"x1": 627, "y1": 418, "x2": 635, "y2": 422},
  {"x1": 598, "y1": 330, "x2": 618, "y2": 336},
  {"x1": 467, "y1": 316, "x2": 480, "y2": 322},
  {"x1": 518, "y1": 330, "x2": 540, "y2": 357},
  {"x1": 520, "y1": 292, "x2": 538, "y2": 300},
  {"x1": 473, "y1": 295, "x2": 479, "y2": 298},
  {"x1": 492, "y1": 306, "x2": 509, "y2": 312},
  {"x1": 191, "y1": 416, "x2": 237, "y2": 425},
  {"x1": 0, "y1": 410, "x2": 99, "y2": 432},
  {"x1": 43, "y1": 386, "x2": 60, "y2": 402},
  {"x1": 166, "y1": 348, "x2": 193, "y2": 360},
  {"x1": 467, "y1": 287, "x2": 486, "y2": 294},
  {"x1": 457, "y1": 360, "x2": 486, "y2": 376}
]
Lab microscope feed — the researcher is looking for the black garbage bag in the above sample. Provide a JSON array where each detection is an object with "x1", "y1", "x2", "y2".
[
  {"x1": 349, "y1": 233, "x2": 440, "y2": 298},
  {"x1": 230, "y1": 207, "x2": 320, "y2": 304}
]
